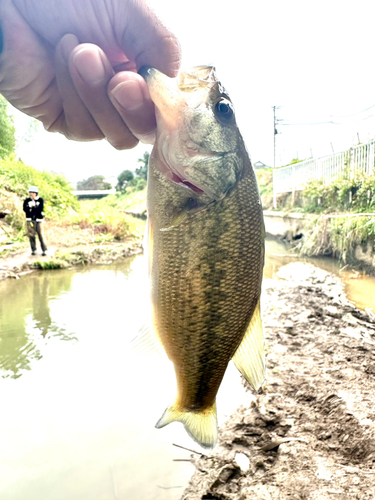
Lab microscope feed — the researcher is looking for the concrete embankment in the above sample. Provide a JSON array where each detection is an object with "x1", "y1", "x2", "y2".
[
  {"x1": 263, "y1": 210, "x2": 314, "y2": 241},
  {"x1": 263, "y1": 210, "x2": 375, "y2": 273}
]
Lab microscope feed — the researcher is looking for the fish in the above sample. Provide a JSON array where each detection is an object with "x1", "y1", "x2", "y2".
[{"x1": 139, "y1": 65, "x2": 265, "y2": 448}]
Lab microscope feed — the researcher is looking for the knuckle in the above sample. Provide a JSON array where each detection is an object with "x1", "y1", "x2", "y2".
[
  {"x1": 66, "y1": 124, "x2": 104, "y2": 142},
  {"x1": 107, "y1": 135, "x2": 139, "y2": 150}
]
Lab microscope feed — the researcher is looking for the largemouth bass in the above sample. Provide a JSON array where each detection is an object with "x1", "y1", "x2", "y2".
[{"x1": 140, "y1": 65, "x2": 265, "y2": 448}]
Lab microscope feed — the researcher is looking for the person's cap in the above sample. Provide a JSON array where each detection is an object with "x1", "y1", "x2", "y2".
[{"x1": 28, "y1": 186, "x2": 39, "y2": 193}]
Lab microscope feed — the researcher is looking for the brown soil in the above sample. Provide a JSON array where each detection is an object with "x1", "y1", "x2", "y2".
[
  {"x1": 0, "y1": 220, "x2": 143, "y2": 280},
  {"x1": 183, "y1": 263, "x2": 375, "y2": 499}
]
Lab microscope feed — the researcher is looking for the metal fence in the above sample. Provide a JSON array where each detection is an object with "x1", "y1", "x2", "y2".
[{"x1": 273, "y1": 140, "x2": 375, "y2": 203}]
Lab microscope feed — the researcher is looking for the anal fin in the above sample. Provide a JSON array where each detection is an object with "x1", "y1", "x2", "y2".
[
  {"x1": 232, "y1": 299, "x2": 266, "y2": 390},
  {"x1": 131, "y1": 318, "x2": 166, "y2": 357}
]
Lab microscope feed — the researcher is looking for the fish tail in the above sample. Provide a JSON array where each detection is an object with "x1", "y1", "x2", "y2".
[{"x1": 155, "y1": 401, "x2": 218, "y2": 449}]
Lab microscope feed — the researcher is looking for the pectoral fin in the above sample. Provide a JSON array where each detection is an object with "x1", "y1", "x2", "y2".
[{"x1": 232, "y1": 299, "x2": 265, "y2": 390}]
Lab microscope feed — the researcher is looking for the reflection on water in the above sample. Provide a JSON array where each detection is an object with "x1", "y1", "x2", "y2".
[
  {"x1": 264, "y1": 237, "x2": 375, "y2": 313},
  {"x1": 0, "y1": 241, "x2": 374, "y2": 500},
  {"x1": 0, "y1": 272, "x2": 77, "y2": 378},
  {"x1": 1, "y1": 256, "x2": 251, "y2": 500}
]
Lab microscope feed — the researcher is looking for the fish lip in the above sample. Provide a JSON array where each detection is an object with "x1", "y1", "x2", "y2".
[{"x1": 138, "y1": 66, "x2": 153, "y2": 82}]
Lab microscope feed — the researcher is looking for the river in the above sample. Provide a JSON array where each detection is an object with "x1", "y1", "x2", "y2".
[{"x1": 0, "y1": 239, "x2": 374, "y2": 500}]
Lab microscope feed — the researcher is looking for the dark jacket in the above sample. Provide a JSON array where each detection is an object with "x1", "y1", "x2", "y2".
[{"x1": 23, "y1": 197, "x2": 44, "y2": 221}]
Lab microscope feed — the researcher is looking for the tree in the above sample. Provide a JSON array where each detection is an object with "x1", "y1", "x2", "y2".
[
  {"x1": 135, "y1": 151, "x2": 149, "y2": 180},
  {"x1": 117, "y1": 169, "x2": 134, "y2": 191},
  {"x1": 77, "y1": 175, "x2": 111, "y2": 190},
  {"x1": 0, "y1": 95, "x2": 16, "y2": 159}
]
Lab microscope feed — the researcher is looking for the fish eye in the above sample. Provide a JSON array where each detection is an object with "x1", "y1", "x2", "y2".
[{"x1": 214, "y1": 99, "x2": 234, "y2": 123}]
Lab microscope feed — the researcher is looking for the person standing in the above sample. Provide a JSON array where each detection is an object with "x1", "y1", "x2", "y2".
[{"x1": 23, "y1": 187, "x2": 47, "y2": 256}]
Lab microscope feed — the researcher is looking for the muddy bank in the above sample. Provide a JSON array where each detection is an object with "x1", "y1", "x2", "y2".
[
  {"x1": 264, "y1": 211, "x2": 375, "y2": 276},
  {"x1": 183, "y1": 263, "x2": 375, "y2": 499},
  {"x1": 0, "y1": 240, "x2": 143, "y2": 281}
]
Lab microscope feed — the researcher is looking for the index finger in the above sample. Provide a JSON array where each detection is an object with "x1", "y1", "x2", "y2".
[{"x1": 114, "y1": 1, "x2": 181, "y2": 77}]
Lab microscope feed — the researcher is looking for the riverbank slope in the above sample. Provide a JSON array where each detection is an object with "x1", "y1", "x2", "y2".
[{"x1": 0, "y1": 190, "x2": 147, "y2": 280}]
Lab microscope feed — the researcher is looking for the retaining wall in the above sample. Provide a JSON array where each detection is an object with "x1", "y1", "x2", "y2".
[{"x1": 263, "y1": 210, "x2": 375, "y2": 273}]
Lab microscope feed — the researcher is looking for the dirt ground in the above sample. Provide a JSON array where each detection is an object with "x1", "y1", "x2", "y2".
[
  {"x1": 183, "y1": 262, "x2": 375, "y2": 500},
  {"x1": 0, "y1": 220, "x2": 143, "y2": 280}
]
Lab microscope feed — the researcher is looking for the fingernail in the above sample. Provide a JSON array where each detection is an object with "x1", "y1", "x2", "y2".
[
  {"x1": 111, "y1": 80, "x2": 144, "y2": 112},
  {"x1": 72, "y1": 47, "x2": 106, "y2": 85}
]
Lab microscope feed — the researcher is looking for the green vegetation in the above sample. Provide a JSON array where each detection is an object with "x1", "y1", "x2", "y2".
[
  {"x1": 0, "y1": 156, "x2": 79, "y2": 232},
  {"x1": 117, "y1": 151, "x2": 149, "y2": 193},
  {"x1": 260, "y1": 152, "x2": 375, "y2": 266},
  {"x1": 32, "y1": 258, "x2": 68, "y2": 270},
  {"x1": 105, "y1": 189, "x2": 147, "y2": 214},
  {"x1": 117, "y1": 169, "x2": 134, "y2": 191},
  {"x1": 278, "y1": 173, "x2": 375, "y2": 265},
  {"x1": 296, "y1": 214, "x2": 375, "y2": 265},
  {"x1": 68, "y1": 193, "x2": 146, "y2": 241},
  {"x1": 0, "y1": 154, "x2": 146, "y2": 253},
  {"x1": 31, "y1": 243, "x2": 142, "y2": 270},
  {"x1": 0, "y1": 108, "x2": 146, "y2": 272},
  {"x1": 77, "y1": 175, "x2": 111, "y2": 190},
  {"x1": 302, "y1": 174, "x2": 375, "y2": 213},
  {"x1": 0, "y1": 96, "x2": 16, "y2": 159},
  {"x1": 255, "y1": 167, "x2": 273, "y2": 209},
  {"x1": 135, "y1": 151, "x2": 149, "y2": 180}
]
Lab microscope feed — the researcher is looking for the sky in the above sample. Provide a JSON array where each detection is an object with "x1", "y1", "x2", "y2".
[{"x1": 11, "y1": 0, "x2": 375, "y2": 183}]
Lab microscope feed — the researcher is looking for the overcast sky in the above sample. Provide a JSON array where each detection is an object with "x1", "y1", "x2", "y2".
[{"x1": 12, "y1": 0, "x2": 375, "y2": 183}]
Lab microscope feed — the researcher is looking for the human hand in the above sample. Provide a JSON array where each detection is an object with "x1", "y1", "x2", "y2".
[{"x1": 0, "y1": 0, "x2": 181, "y2": 148}]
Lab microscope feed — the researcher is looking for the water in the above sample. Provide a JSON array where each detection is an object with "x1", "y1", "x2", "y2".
[
  {"x1": 265, "y1": 237, "x2": 375, "y2": 314},
  {"x1": 1, "y1": 241, "x2": 374, "y2": 500},
  {"x1": 0, "y1": 257, "x2": 253, "y2": 500}
]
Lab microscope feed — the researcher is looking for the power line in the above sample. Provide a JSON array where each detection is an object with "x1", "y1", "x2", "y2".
[
  {"x1": 276, "y1": 103, "x2": 375, "y2": 127},
  {"x1": 329, "y1": 103, "x2": 375, "y2": 118},
  {"x1": 279, "y1": 113, "x2": 375, "y2": 126}
]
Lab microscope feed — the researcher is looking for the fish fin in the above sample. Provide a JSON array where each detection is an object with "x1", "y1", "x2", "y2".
[
  {"x1": 143, "y1": 217, "x2": 154, "y2": 277},
  {"x1": 160, "y1": 207, "x2": 189, "y2": 232},
  {"x1": 131, "y1": 320, "x2": 165, "y2": 357},
  {"x1": 155, "y1": 401, "x2": 218, "y2": 449},
  {"x1": 232, "y1": 299, "x2": 266, "y2": 391}
]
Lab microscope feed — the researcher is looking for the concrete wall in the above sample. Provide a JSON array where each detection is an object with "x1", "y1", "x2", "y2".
[
  {"x1": 264, "y1": 210, "x2": 375, "y2": 273},
  {"x1": 263, "y1": 211, "x2": 313, "y2": 240},
  {"x1": 354, "y1": 237, "x2": 375, "y2": 270}
]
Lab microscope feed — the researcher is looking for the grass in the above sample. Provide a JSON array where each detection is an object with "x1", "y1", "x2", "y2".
[
  {"x1": 264, "y1": 170, "x2": 375, "y2": 265},
  {"x1": 32, "y1": 259, "x2": 68, "y2": 270},
  {"x1": 101, "y1": 189, "x2": 147, "y2": 214},
  {"x1": 31, "y1": 243, "x2": 143, "y2": 271},
  {"x1": 297, "y1": 215, "x2": 375, "y2": 264},
  {"x1": 255, "y1": 168, "x2": 273, "y2": 209},
  {"x1": 65, "y1": 194, "x2": 146, "y2": 242},
  {"x1": 0, "y1": 155, "x2": 147, "y2": 252}
]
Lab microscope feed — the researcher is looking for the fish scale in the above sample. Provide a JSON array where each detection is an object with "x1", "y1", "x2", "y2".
[{"x1": 141, "y1": 66, "x2": 265, "y2": 448}]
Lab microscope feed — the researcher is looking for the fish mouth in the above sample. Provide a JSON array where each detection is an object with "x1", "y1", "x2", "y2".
[
  {"x1": 156, "y1": 146, "x2": 206, "y2": 195},
  {"x1": 140, "y1": 66, "x2": 207, "y2": 196},
  {"x1": 140, "y1": 66, "x2": 228, "y2": 199}
]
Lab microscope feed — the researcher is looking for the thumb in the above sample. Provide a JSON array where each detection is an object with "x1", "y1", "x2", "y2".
[{"x1": 118, "y1": 0, "x2": 181, "y2": 77}]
